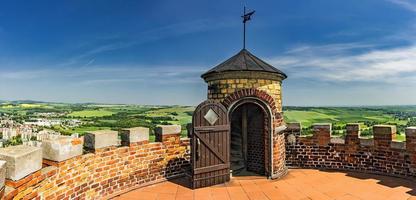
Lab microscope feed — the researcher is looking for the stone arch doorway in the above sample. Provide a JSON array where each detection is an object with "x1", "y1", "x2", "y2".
[{"x1": 228, "y1": 98, "x2": 272, "y2": 176}]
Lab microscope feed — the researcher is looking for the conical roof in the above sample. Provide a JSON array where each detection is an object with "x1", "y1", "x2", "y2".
[{"x1": 201, "y1": 49, "x2": 287, "y2": 80}]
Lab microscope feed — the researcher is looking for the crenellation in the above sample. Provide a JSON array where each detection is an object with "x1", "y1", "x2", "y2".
[
  {"x1": 0, "y1": 112, "x2": 412, "y2": 198},
  {"x1": 0, "y1": 125, "x2": 190, "y2": 199},
  {"x1": 373, "y1": 125, "x2": 396, "y2": 148},
  {"x1": 42, "y1": 136, "x2": 83, "y2": 162},
  {"x1": 345, "y1": 123, "x2": 360, "y2": 152},
  {"x1": 0, "y1": 161, "x2": 5, "y2": 194},
  {"x1": 84, "y1": 130, "x2": 119, "y2": 150},
  {"x1": 312, "y1": 123, "x2": 331, "y2": 146},
  {"x1": 120, "y1": 127, "x2": 149, "y2": 146},
  {"x1": 406, "y1": 127, "x2": 416, "y2": 152},
  {"x1": 285, "y1": 123, "x2": 416, "y2": 178},
  {"x1": 0, "y1": 145, "x2": 42, "y2": 181},
  {"x1": 286, "y1": 122, "x2": 301, "y2": 135},
  {"x1": 346, "y1": 123, "x2": 360, "y2": 136}
]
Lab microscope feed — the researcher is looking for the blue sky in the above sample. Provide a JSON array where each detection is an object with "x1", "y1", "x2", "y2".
[{"x1": 1, "y1": 0, "x2": 416, "y2": 106}]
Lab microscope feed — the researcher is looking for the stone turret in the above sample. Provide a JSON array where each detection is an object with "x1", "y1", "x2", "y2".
[
  {"x1": 201, "y1": 48, "x2": 288, "y2": 179},
  {"x1": 201, "y1": 49, "x2": 286, "y2": 111}
]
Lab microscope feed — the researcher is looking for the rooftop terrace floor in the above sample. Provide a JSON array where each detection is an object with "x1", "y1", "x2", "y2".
[{"x1": 113, "y1": 169, "x2": 416, "y2": 200}]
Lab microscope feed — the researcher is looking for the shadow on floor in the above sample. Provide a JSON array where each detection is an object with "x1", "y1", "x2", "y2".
[
  {"x1": 167, "y1": 170, "x2": 267, "y2": 189},
  {"x1": 319, "y1": 169, "x2": 416, "y2": 196},
  {"x1": 167, "y1": 176, "x2": 191, "y2": 188},
  {"x1": 232, "y1": 169, "x2": 263, "y2": 177}
]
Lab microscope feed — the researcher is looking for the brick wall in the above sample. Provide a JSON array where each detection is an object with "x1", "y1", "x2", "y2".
[
  {"x1": 207, "y1": 78, "x2": 283, "y2": 111},
  {"x1": 215, "y1": 86, "x2": 287, "y2": 179},
  {"x1": 285, "y1": 123, "x2": 416, "y2": 178},
  {"x1": 247, "y1": 128, "x2": 267, "y2": 174},
  {"x1": 3, "y1": 133, "x2": 190, "y2": 200}
]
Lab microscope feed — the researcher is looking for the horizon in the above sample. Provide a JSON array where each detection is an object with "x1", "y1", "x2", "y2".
[
  {"x1": 1, "y1": 98, "x2": 416, "y2": 108},
  {"x1": 1, "y1": 1, "x2": 416, "y2": 106}
]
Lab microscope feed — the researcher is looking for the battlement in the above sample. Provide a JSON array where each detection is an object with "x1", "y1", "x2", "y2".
[
  {"x1": 285, "y1": 122, "x2": 416, "y2": 178},
  {"x1": 1, "y1": 121, "x2": 415, "y2": 199},
  {"x1": 0, "y1": 125, "x2": 190, "y2": 200}
]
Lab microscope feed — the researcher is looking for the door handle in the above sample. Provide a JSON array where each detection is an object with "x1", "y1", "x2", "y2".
[{"x1": 196, "y1": 138, "x2": 201, "y2": 160}]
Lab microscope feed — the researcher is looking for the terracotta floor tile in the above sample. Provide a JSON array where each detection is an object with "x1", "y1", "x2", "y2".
[
  {"x1": 300, "y1": 188, "x2": 332, "y2": 200},
  {"x1": 241, "y1": 184, "x2": 262, "y2": 193},
  {"x1": 324, "y1": 188, "x2": 349, "y2": 199},
  {"x1": 119, "y1": 191, "x2": 158, "y2": 200},
  {"x1": 157, "y1": 193, "x2": 176, "y2": 200},
  {"x1": 227, "y1": 186, "x2": 249, "y2": 200},
  {"x1": 175, "y1": 190, "x2": 194, "y2": 200},
  {"x1": 333, "y1": 194, "x2": 361, "y2": 200},
  {"x1": 385, "y1": 191, "x2": 411, "y2": 200},
  {"x1": 211, "y1": 187, "x2": 229, "y2": 194},
  {"x1": 225, "y1": 180, "x2": 242, "y2": 187},
  {"x1": 194, "y1": 188, "x2": 213, "y2": 200},
  {"x1": 263, "y1": 189, "x2": 291, "y2": 200},
  {"x1": 175, "y1": 196, "x2": 193, "y2": 200},
  {"x1": 113, "y1": 169, "x2": 416, "y2": 200}
]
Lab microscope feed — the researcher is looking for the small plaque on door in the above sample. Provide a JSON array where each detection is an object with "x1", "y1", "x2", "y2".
[{"x1": 204, "y1": 109, "x2": 219, "y2": 125}]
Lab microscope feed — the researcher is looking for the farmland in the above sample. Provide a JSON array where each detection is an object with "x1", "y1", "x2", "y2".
[
  {"x1": 67, "y1": 110, "x2": 115, "y2": 117},
  {"x1": 1, "y1": 101, "x2": 415, "y2": 141},
  {"x1": 284, "y1": 106, "x2": 416, "y2": 139}
]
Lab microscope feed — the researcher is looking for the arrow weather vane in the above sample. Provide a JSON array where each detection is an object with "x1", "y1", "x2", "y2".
[{"x1": 242, "y1": 6, "x2": 255, "y2": 49}]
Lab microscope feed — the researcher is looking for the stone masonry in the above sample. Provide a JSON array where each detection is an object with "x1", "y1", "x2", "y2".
[
  {"x1": 205, "y1": 78, "x2": 286, "y2": 179},
  {"x1": 0, "y1": 145, "x2": 42, "y2": 181},
  {"x1": 1, "y1": 122, "x2": 415, "y2": 199},
  {"x1": 206, "y1": 78, "x2": 283, "y2": 111},
  {"x1": 200, "y1": 49, "x2": 288, "y2": 180},
  {"x1": 285, "y1": 123, "x2": 416, "y2": 178},
  {"x1": 1, "y1": 125, "x2": 190, "y2": 200}
]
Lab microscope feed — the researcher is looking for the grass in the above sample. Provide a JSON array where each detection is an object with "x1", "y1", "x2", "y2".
[
  {"x1": 284, "y1": 107, "x2": 407, "y2": 128},
  {"x1": 52, "y1": 125, "x2": 113, "y2": 135},
  {"x1": 1, "y1": 102, "x2": 414, "y2": 142},
  {"x1": 144, "y1": 106, "x2": 194, "y2": 126},
  {"x1": 68, "y1": 110, "x2": 115, "y2": 117},
  {"x1": 0, "y1": 103, "x2": 52, "y2": 109},
  {"x1": 395, "y1": 134, "x2": 406, "y2": 141},
  {"x1": 284, "y1": 110, "x2": 336, "y2": 126}
]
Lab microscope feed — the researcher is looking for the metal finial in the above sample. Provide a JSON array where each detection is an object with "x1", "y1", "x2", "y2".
[{"x1": 241, "y1": 6, "x2": 255, "y2": 49}]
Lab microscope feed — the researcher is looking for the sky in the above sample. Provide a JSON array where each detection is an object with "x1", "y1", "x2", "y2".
[{"x1": 1, "y1": 0, "x2": 416, "y2": 106}]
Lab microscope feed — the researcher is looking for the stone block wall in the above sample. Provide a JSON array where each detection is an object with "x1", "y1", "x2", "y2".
[
  {"x1": 207, "y1": 78, "x2": 282, "y2": 111},
  {"x1": 1, "y1": 125, "x2": 190, "y2": 200},
  {"x1": 285, "y1": 123, "x2": 416, "y2": 178}
]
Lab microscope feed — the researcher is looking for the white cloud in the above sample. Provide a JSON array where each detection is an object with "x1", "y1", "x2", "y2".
[
  {"x1": 66, "y1": 19, "x2": 233, "y2": 65},
  {"x1": 0, "y1": 65, "x2": 206, "y2": 85},
  {"x1": 269, "y1": 43, "x2": 416, "y2": 84},
  {"x1": 387, "y1": 0, "x2": 416, "y2": 12}
]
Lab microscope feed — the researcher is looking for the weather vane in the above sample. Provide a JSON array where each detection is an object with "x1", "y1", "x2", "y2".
[{"x1": 242, "y1": 6, "x2": 255, "y2": 49}]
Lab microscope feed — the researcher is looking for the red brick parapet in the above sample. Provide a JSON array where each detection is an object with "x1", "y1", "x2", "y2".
[
  {"x1": 2, "y1": 126, "x2": 190, "y2": 200},
  {"x1": 285, "y1": 123, "x2": 416, "y2": 178},
  {"x1": 406, "y1": 127, "x2": 416, "y2": 153},
  {"x1": 312, "y1": 123, "x2": 331, "y2": 146}
]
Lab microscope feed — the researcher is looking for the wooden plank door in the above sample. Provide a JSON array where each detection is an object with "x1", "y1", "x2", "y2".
[{"x1": 191, "y1": 100, "x2": 230, "y2": 188}]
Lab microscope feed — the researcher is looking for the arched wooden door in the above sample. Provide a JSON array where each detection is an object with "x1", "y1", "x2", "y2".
[{"x1": 191, "y1": 100, "x2": 230, "y2": 188}]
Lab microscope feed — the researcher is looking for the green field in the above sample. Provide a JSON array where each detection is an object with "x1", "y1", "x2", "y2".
[
  {"x1": 1, "y1": 101, "x2": 415, "y2": 142},
  {"x1": 68, "y1": 110, "x2": 115, "y2": 117},
  {"x1": 145, "y1": 106, "x2": 194, "y2": 125},
  {"x1": 284, "y1": 107, "x2": 407, "y2": 127},
  {"x1": 283, "y1": 106, "x2": 415, "y2": 139}
]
